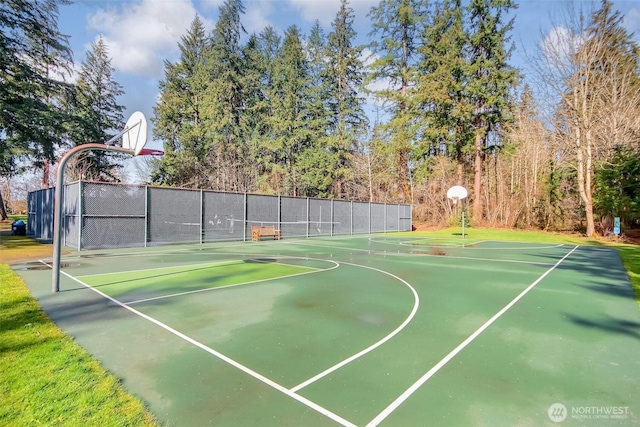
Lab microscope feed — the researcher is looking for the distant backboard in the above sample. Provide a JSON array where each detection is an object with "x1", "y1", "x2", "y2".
[{"x1": 447, "y1": 186, "x2": 468, "y2": 204}]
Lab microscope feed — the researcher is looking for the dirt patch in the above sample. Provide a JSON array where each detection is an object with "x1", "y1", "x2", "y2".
[
  {"x1": 412, "y1": 221, "x2": 441, "y2": 232},
  {"x1": 623, "y1": 229, "x2": 640, "y2": 245},
  {"x1": 0, "y1": 231, "x2": 56, "y2": 264}
]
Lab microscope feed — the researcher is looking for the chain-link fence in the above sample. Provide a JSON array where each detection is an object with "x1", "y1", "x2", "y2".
[{"x1": 28, "y1": 181, "x2": 412, "y2": 250}]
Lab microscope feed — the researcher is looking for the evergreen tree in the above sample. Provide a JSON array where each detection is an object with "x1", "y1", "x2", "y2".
[
  {"x1": 201, "y1": 0, "x2": 246, "y2": 191},
  {"x1": 305, "y1": 21, "x2": 331, "y2": 139},
  {"x1": 153, "y1": 15, "x2": 209, "y2": 187},
  {"x1": 594, "y1": 147, "x2": 640, "y2": 227},
  {"x1": 367, "y1": 0, "x2": 430, "y2": 202},
  {"x1": 466, "y1": 0, "x2": 518, "y2": 222},
  {"x1": 67, "y1": 37, "x2": 125, "y2": 181},
  {"x1": 239, "y1": 33, "x2": 267, "y2": 190},
  {"x1": 270, "y1": 26, "x2": 310, "y2": 195},
  {"x1": 416, "y1": 0, "x2": 473, "y2": 183},
  {"x1": 324, "y1": 0, "x2": 369, "y2": 198},
  {"x1": 0, "y1": 0, "x2": 73, "y2": 189},
  {"x1": 252, "y1": 26, "x2": 282, "y2": 192},
  {"x1": 296, "y1": 21, "x2": 335, "y2": 198}
]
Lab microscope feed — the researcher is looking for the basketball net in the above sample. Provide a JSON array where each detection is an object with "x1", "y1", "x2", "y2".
[{"x1": 451, "y1": 197, "x2": 459, "y2": 206}]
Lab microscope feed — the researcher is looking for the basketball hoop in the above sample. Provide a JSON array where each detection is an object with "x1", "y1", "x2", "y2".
[
  {"x1": 447, "y1": 185, "x2": 468, "y2": 203},
  {"x1": 447, "y1": 186, "x2": 468, "y2": 240},
  {"x1": 122, "y1": 111, "x2": 148, "y2": 155},
  {"x1": 52, "y1": 111, "x2": 159, "y2": 292}
]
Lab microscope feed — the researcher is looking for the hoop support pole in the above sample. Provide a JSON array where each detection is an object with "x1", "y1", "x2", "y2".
[{"x1": 52, "y1": 143, "x2": 134, "y2": 292}]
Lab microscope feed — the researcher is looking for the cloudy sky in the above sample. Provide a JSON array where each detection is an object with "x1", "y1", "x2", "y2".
[{"x1": 57, "y1": 0, "x2": 640, "y2": 152}]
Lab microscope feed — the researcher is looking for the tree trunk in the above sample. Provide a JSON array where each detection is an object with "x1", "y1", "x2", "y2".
[
  {"x1": 473, "y1": 132, "x2": 483, "y2": 222},
  {"x1": 575, "y1": 127, "x2": 595, "y2": 237},
  {"x1": 0, "y1": 190, "x2": 8, "y2": 220},
  {"x1": 399, "y1": 150, "x2": 411, "y2": 203},
  {"x1": 42, "y1": 160, "x2": 50, "y2": 188}
]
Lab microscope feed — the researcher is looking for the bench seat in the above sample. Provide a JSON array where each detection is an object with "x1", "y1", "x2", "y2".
[{"x1": 251, "y1": 225, "x2": 281, "y2": 241}]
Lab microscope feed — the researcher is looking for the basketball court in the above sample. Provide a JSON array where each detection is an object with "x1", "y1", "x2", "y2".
[{"x1": 12, "y1": 233, "x2": 639, "y2": 426}]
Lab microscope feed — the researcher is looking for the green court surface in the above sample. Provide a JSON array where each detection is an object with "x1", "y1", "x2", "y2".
[{"x1": 13, "y1": 235, "x2": 640, "y2": 426}]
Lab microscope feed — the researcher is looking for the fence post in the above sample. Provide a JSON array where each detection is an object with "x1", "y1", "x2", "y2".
[
  {"x1": 278, "y1": 195, "x2": 281, "y2": 232},
  {"x1": 144, "y1": 186, "x2": 149, "y2": 247},
  {"x1": 306, "y1": 198, "x2": 310, "y2": 238},
  {"x1": 243, "y1": 193, "x2": 247, "y2": 241},
  {"x1": 78, "y1": 182, "x2": 83, "y2": 250},
  {"x1": 330, "y1": 199, "x2": 334, "y2": 236},
  {"x1": 200, "y1": 189, "x2": 204, "y2": 244}
]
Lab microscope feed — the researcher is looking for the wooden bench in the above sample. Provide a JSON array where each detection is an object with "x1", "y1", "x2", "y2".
[{"x1": 251, "y1": 225, "x2": 281, "y2": 241}]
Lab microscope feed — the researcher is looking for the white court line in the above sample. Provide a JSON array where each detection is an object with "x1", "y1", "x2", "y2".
[
  {"x1": 290, "y1": 260, "x2": 419, "y2": 393},
  {"x1": 365, "y1": 245, "x2": 580, "y2": 427},
  {"x1": 77, "y1": 259, "x2": 240, "y2": 279},
  {"x1": 396, "y1": 239, "x2": 488, "y2": 248},
  {"x1": 391, "y1": 252, "x2": 557, "y2": 267},
  {"x1": 375, "y1": 238, "x2": 567, "y2": 251},
  {"x1": 51, "y1": 267, "x2": 358, "y2": 427},
  {"x1": 297, "y1": 241, "x2": 557, "y2": 267},
  {"x1": 125, "y1": 260, "x2": 338, "y2": 305}
]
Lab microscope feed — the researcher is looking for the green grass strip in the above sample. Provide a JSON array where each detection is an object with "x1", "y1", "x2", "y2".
[
  {"x1": 0, "y1": 265, "x2": 159, "y2": 427},
  {"x1": 617, "y1": 246, "x2": 640, "y2": 308}
]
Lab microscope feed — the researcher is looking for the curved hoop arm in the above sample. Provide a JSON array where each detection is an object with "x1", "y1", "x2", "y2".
[{"x1": 52, "y1": 144, "x2": 134, "y2": 292}]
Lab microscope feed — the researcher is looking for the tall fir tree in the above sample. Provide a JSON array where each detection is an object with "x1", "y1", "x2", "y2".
[
  {"x1": 296, "y1": 21, "x2": 335, "y2": 197},
  {"x1": 466, "y1": 0, "x2": 518, "y2": 222},
  {"x1": 252, "y1": 26, "x2": 282, "y2": 192},
  {"x1": 270, "y1": 26, "x2": 310, "y2": 195},
  {"x1": 324, "y1": 0, "x2": 369, "y2": 198},
  {"x1": 0, "y1": 0, "x2": 73, "y2": 190},
  {"x1": 67, "y1": 37, "x2": 125, "y2": 181},
  {"x1": 416, "y1": 0, "x2": 474, "y2": 183},
  {"x1": 153, "y1": 15, "x2": 209, "y2": 187},
  {"x1": 202, "y1": 0, "x2": 246, "y2": 191},
  {"x1": 304, "y1": 22, "x2": 332, "y2": 141},
  {"x1": 367, "y1": 0, "x2": 430, "y2": 202},
  {"x1": 239, "y1": 33, "x2": 267, "y2": 190}
]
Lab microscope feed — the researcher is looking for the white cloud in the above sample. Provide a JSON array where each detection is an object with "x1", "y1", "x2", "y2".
[
  {"x1": 243, "y1": 0, "x2": 275, "y2": 35},
  {"x1": 201, "y1": 0, "x2": 225, "y2": 8},
  {"x1": 288, "y1": 0, "x2": 340, "y2": 25},
  {"x1": 87, "y1": 0, "x2": 200, "y2": 78},
  {"x1": 287, "y1": 0, "x2": 377, "y2": 26},
  {"x1": 539, "y1": 26, "x2": 584, "y2": 70}
]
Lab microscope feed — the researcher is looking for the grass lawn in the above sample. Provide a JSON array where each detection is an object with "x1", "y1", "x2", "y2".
[
  {"x1": 0, "y1": 226, "x2": 637, "y2": 426},
  {"x1": 1, "y1": 215, "x2": 159, "y2": 426},
  {"x1": 0, "y1": 264, "x2": 159, "y2": 426}
]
